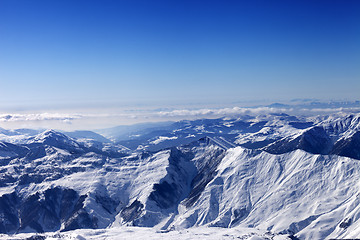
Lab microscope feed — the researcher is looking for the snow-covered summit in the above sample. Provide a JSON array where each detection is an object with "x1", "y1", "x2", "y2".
[{"x1": 29, "y1": 129, "x2": 80, "y2": 147}]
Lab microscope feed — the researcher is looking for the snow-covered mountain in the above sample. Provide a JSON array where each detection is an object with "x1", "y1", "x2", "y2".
[
  {"x1": 98, "y1": 113, "x2": 360, "y2": 160},
  {"x1": 1, "y1": 113, "x2": 360, "y2": 239}
]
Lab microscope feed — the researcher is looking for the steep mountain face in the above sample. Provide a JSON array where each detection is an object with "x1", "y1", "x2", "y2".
[
  {"x1": 170, "y1": 148, "x2": 360, "y2": 239},
  {"x1": 0, "y1": 135, "x2": 227, "y2": 234},
  {"x1": 114, "y1": 137, "x2": 226, "y2": 228},
  {"x1": 15, "y1": 187, "x2": 96, "y2": 233},
  {"x1": 1, "y1": 113, "x2": 360, "y2": 239},
  {"x1": 331, "y1": 131, "x2": 360, "y2": 159},
  {"x1": 0, "y1": 132, "x2": 227, "y2": 234},
  {"x1": 263, "y1": 114, "x2": 360, "y2": 160},
  {"x1": 264, "y1": 126, "x2": 332, "y2": 155}
]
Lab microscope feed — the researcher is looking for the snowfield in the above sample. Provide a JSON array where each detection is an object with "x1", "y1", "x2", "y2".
[{"x1": 0, "y1": 226, "x2": 291, "y2": 240}]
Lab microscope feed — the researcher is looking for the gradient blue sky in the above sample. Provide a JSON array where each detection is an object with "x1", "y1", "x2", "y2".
[{"x1": 1, "y1": 0, "x2": 359, "y2": 111}]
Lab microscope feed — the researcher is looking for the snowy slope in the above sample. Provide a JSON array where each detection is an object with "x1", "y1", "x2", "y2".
[
  {"x1": 170, "y1": 147, "x2": 360, "y2": 239},
  {"x1": 0, "y1": 226, "x2": 291, "y2": 240}
]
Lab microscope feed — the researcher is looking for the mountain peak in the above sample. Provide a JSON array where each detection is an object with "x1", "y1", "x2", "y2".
[
  {"x1": 34, "y1": 129, "x2": 70, "y2": 141},
  {"x1": 30, "y1": 129, "x2": 81, "y2": 151}
]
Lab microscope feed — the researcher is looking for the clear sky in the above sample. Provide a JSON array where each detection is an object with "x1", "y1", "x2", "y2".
[{"x1": 0, "y1": 0, "x2": 359, "y2": 129}]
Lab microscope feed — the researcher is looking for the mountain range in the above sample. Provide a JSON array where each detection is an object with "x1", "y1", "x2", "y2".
[{"x1": 1, "y1": 112, "x2": 360, "y2": 239}]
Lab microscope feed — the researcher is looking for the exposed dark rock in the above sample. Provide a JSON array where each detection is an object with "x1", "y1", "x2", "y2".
[
  {"x1": 25, "y1": 235, "x2": 46, "y2": 240},
  {"x1": 95, "y1": 195, "x2": 119, "y2": 214},
  {"x1": 331, "y1": 132, "x2": 360, "y2": 160},
  {"x1": 289, "y1": 121, "x2": 314, "y2": 129},
  {"x1": 184, "y1": 139, "x2": 225, "y2": 208},
  {"x1": 339, "y1": 218, "x2": 352, "y2": 229},
  {"x1": 120, "y1": 200, "x2": 144, "y2": 223},
  {"x1": 0, "y1": 192, "x2": 19, "y2": 233},
  {"x1": 230, "y1": 207, "x2": 249, "y2": 226},
  {"x1": 264, "y1": 127, "x2": 332, "y2": 155}
]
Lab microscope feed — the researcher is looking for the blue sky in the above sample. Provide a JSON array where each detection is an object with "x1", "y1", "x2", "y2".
[{"x1": 0, "y1": 0, "x2": 359, "y2": 125}]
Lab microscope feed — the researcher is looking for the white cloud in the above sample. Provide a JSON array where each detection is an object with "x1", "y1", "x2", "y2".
[
  {"x1": 0, "y1": 113, "x2": 81, "y2": 122},
  {"x1": 157, "y1": 107, "x2": 287, "y2": 117}
]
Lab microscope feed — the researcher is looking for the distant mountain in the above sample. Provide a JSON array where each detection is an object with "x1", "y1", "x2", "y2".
[
  {"x1": 264, "y1": 126, "x2": 332, "y2": 155},
  {"x1": 267, "y1": 100, "x2": 360, "y2": 109},
  {"x1": 0, "y1": 128, "x2": 41, "y2": 144},
  {"x1": 97, "y1": 121, "x2": 174, "y2": 142},
  {"x1": 266, "y1": 103, "x2": 291, "y2": 108},
  {"x1": 63, "y1": 130, "x2": 111, "y2": 143},
  {"x1": 263, "y1": 114, "x2": 360, "y2": 159},
  {"x1": 95, "y1": 113, "x2": 360, "y2": 160}
]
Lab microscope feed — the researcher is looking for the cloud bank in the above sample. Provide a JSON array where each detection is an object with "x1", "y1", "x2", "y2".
[
  {"x1": 1, "y1": 105, "x2": 359, "y2": 131},
  {"x1": 0, "y1": 113, "x2": 81, "y2": 123},
  {"x1": 157, "y1": 107, "x2": 286, "y2": 117}
]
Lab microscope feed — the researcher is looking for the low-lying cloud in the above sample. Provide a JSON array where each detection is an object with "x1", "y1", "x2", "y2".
[
  {"x1": 0, "y1": 113, "x2": 81, "y2": 123},
  {"x1": 1, "y1": 105, "x2": 359, "y2": 131},
  {"x1": 157, "y1": 107, "x2": 287, "y2": 117}
]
